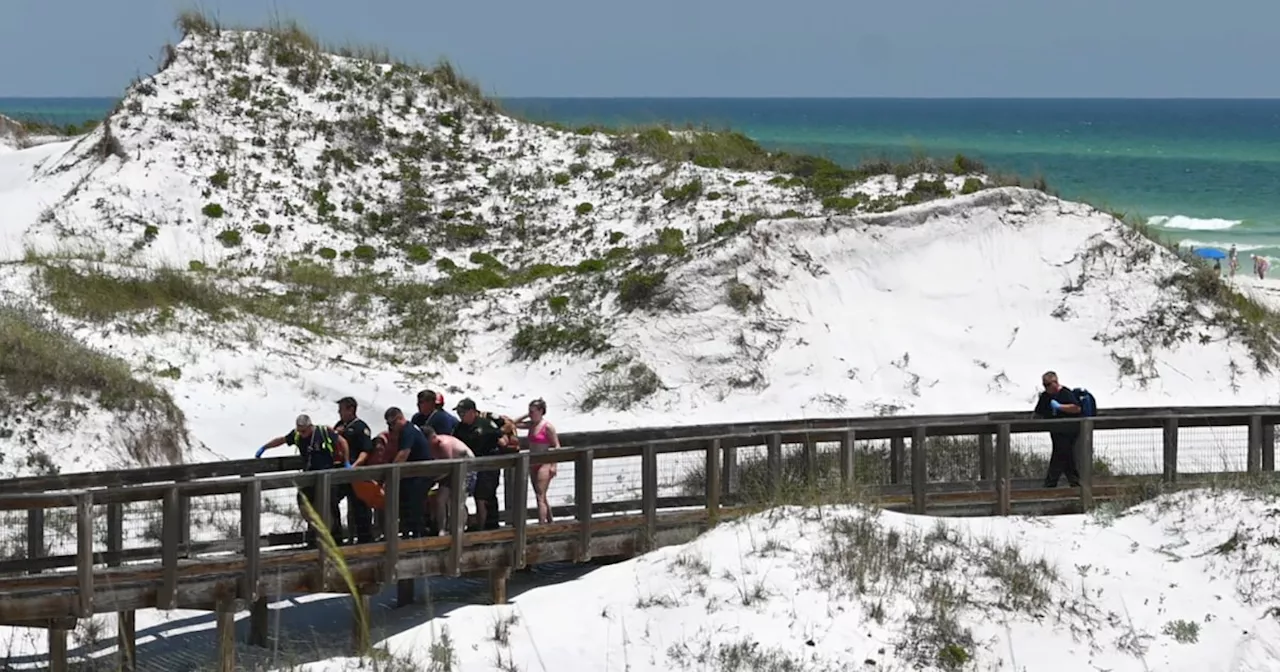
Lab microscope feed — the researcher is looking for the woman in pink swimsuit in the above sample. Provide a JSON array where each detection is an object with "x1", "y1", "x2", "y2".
[{"x1": 516, "y1": 399, "x2": 559, "y2": 524}]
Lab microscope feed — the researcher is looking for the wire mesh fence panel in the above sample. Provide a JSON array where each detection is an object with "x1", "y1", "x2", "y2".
[
  {"x1": 848, "y1": 439, "x2": 895, "y2": 486},
  {"x1": 42, "y1": 504, "x2": 78, "y2": 559},
  {"x1": 1177, "y1": 426, "x2": 1249, "y2": 474},
  {"x1": 262, "y1": 484, "x2": 306, "y2": 538},
  {"x1": 656, "y1": 448, "x2": 703, "y2": 499},
  {"x1": 188, "y1": 492, "x2": 243, "y2": 549},
  {"x1": 0, "y1": 509, "x2": 29, "y2": 566},
  {"x1": 915, "y1": 434, "x2": 983, "y2": 483},
  {"x1": 1090, "y1": 428, "x2": 1163, "y2": 475},
  {"x1": 122, "y1": 499, "x2": 165, "y2": 553}
]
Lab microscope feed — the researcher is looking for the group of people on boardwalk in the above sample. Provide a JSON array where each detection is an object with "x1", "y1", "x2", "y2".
[{"x1": 255, "y1": 390, "x2": 562, "y2": 547}]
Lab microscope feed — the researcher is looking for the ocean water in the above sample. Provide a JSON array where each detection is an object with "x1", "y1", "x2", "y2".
[{"x1": 5, "y1": 96, "x2": 1280, "y2": 257}]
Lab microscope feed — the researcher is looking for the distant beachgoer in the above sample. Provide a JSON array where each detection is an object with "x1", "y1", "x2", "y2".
[
  {"x1": 515, "y1": 399, "x2": 560, "y2": 524},
  {"x1": 1214, "y1": 259, "x2": 1222, "y2": 275},
  {"x1": 1032, "y1": 371, "x2": 1082, "y2": 488},
  {"x1": 1261, "y1": 256, "x2": 1272, "y2": 280},
  {"x1": 1229, "y1": 245, "x2": 1239, "y2": 275}
]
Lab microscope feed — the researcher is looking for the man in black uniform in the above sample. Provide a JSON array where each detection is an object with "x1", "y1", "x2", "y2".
[
  {"x1": 1033, "y1": 370, "x2": 1083, "y2": 488},
  {"x1": 451, "y1": 398, "x2": 504, "y2": 531},
  {"x1": 256, "y1": 414, "x2": 349, "y2": 548},
  {"x1": 334, "y1": 396, "x2": 375, "y2": 544}
]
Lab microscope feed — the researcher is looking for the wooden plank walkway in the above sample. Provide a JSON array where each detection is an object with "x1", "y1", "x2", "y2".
[{"x1": 0, "y1": 405, "x2": 1276, "y2": 671}]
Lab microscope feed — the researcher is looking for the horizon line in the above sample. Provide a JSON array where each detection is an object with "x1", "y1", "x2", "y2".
[{"x1": 4, "y1": 95, "x2": 1280, "y2": 102}]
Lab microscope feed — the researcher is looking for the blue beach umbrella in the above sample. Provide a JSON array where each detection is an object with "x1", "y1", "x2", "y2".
[{"x1": 1193, "y1": 247, "x2": 1227, "y2": 261}]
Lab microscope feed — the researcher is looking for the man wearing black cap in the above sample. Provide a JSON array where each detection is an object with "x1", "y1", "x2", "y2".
[
  {"x1": 451, "y1": 397, "x2": 504, "y2": 530},
  {"x1": 334, "y1": 397, "x2": 375, "y2": 544}
]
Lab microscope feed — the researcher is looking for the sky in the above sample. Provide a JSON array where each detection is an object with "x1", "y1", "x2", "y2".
[{"x1": 2, "y1": 0, "x2": 1279, "y2": 98}]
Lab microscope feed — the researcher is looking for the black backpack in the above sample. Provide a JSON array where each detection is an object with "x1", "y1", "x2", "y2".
[{"x1": 1071, "y1": 388, "x2": 1098, "y2": 417}]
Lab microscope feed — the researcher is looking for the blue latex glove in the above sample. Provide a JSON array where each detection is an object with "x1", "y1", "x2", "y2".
[
  {"x1": 344, "y1": 461, "x2": 353, "y2": 469},
  {"x1": 255, "y1": 445, "x2": 267, "y2": 459},
  {"x1": 1049, "y1": 399, "x2": 1062, "y2": 414}
]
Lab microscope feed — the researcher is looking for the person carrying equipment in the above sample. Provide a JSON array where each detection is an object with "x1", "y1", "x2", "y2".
[{"x1": 256, "y1": 414, "x2": 350, "y2": 548}]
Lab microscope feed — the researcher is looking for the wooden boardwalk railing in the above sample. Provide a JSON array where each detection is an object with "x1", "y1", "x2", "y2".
[{"x1": 0, "y1": 406, "x2": 1277, "y2": 672}]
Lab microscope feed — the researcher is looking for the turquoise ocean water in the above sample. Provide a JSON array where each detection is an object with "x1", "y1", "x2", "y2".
[{"x1": 5, "y1": 96, "x2": 1280, "y2": 257}]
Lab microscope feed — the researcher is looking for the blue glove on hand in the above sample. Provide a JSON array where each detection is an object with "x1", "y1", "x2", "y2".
[
  {"x1": 344, "y1": 461, "x2": 353, "y2": 469},
  {"x1": 1049, "y1": 399, "x2": 1062, "y2": 414},
  {"x1": 255, "y1": 445, "x2": 267, "y2": 459}
]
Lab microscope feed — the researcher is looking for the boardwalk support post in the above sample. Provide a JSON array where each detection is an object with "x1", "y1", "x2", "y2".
[
  {"x1": 49, "y1": 625, "x2": 68, "y2": 672},
  {"x1": 489, "y1": 566, "x2": 512, "y2": 605},
  {"x1": 722, "y1": 442, "x2": 738, "y2": 499},
  {"x1": 159, "y1": 487, "x2": 180, "y2": 609},
  {"x1": 248, "y1": 597, "x2": 269, "y2": 648},
  {"x1": 117, "y1": 610, "x2": 137, "y2": 672},
  {"x1": 313, "y1": 471, "x2": 332, "y2": 590},
  {"x1": 216, "y1": 600, "x2": 236, "y2": 672},
  {"x1": 26, "y1": 508, "x2": 44, "y2": 575},
  {"x1": 803, "y1": 436, "x2": 818, "y2": 485}
]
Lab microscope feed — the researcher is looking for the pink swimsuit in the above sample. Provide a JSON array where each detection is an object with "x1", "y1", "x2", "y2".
[{"x1": 529, "y1": 421, "x2": 557, "y2": 477}]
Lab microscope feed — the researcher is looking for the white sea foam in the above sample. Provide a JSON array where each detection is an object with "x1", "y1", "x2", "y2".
[
  {"x1": 1149, "y1": 214, "x2": 1242, "y2": 231},
  {"x1": 1177, "y1": 240, "x2": 1264, "y2": 252}
]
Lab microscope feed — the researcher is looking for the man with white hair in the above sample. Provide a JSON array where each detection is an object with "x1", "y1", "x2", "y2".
[{"x1": 256, "y1": 414, "x2": 350, "y2": 547}]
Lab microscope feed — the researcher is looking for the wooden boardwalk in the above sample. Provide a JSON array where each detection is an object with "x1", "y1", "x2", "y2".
[{"x1": 0, "y1": 405, "x2": 1276, "y2": 671}]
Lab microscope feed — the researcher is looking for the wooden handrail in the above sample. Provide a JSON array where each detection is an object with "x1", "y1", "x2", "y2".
[{"x1": 0, "y1": 405, "x2": 1276, "y2": 630}]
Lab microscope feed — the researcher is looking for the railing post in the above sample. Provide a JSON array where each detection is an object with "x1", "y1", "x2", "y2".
[
  {"x1": 890, "y1": 436, "x2": 905, "y2": 484},
  {"x1": 383, "y1": 464, "x2": 401, "y2": 584},
  {"x1": 75, "y1": 492, "x2": 94, "y2": 618},
  {"x1": 177, "y1": 475, "x2": 192, "y2": 558},
  {"x1": 574, "y1": 449, "x2": 594, "y2": 563},
  {"x1": 1162, "y1": 417, "x2": 1179, "y2": 484},
  {"x1": 314, "y1": 471, "x2": 332, "y2": 589},
  {"x1": 802, "y1": 437, "x2": 818, "y2": 486},
  {"x1": 26, "y1": 508, "x2": 44, "y2": 575},
  {"x1": 978, "y1": 433, "x2": 993, "y2": 481},
  {"x1": 159, "y1": 487, "x2": 180, "y2": 609},
  {"x1": 994, "y1": 424, "x2": 1011, "y2": 516},
  {"x1": 722, "y1": 442, "x2": 738, "y2": 499},
  {"x1": 1078, "y1": 419, "x2": 1094, "y2": 510},
  {"x1": 706, "y1": 439, "x2": 722, "y2": 524},
  {"x1": 512, "y1": 454, "x2": 528, "y2": 569},
  {"x1": 766, "y1": 433, "x2": 782, "y2": 499},
  {"x1": 1263, "y1": 420, "x2": 1276, "y2": 472},
  {"x1": 240, "y1": 479, "x2": 261, "y2": 602},
  {"x1": 106, "y1": 502, "x2": 123, "y2": 567},
  {"x1": 448, "y1": 461, "x2": 467, "y2": 577},
  {"x1": 642, "y1": 443, "x2": 658, "y2": 550},
  {"x1": 910, "y1": 427, "x2": 927, "y2": 514},
  {"x1": 1249, "y1": 415, "x2": 1263, "y2": 474},
  {"x1": 840, "y1": 429, "x2": 856, "y2": 489}
]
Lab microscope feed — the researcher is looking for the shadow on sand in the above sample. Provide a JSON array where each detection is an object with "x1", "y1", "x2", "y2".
[{"x1": 2, "y1": 561, "x2": 608, "y2": 671}]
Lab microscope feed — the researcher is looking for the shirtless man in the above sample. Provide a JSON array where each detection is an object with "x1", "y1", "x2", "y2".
[{"x1": 421, "y1": 426, "x2": 474, "y2": 535}]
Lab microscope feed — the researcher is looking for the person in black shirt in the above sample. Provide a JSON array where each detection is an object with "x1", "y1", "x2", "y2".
[
  {"x1": 411, "y1": 389, "x2": 459, "y2": 436},
  {"x1": 452, "y1": 398, "x2": 505, "y2": 531},
  {"x1": 256, "y1": 414, "x2": 349, "y2": 547},
  {"x1": 334, "y1": 397, "x2": 375, "y2": 544},
  {"x1": 385, "y1": 406, "x2": 432, "y2": 538},
  {"x1": 1032, "y1": 370, "x2": 1083, "y2": 488}
]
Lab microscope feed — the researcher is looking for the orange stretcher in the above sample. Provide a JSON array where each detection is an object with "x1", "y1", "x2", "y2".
[{"x1": 351, "y1": 480, "x2": 439, "y2": 511}]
